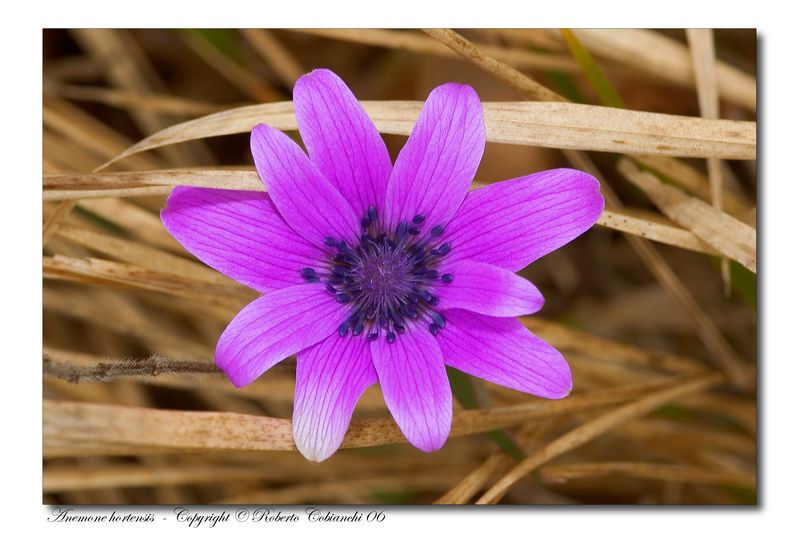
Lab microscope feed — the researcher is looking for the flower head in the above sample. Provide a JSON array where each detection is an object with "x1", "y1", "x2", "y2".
[{"x1": 161, "y1": 69, "x2": 604, "y2": 461}]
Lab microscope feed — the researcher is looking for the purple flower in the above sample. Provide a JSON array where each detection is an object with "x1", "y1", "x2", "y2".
[{"x1": 161, "y1": 69, "x2": 604, "y2": 461}]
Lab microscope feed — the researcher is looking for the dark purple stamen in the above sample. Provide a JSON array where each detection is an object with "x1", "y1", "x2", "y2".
[
  {"x1": 331, "y1": 265, "x2": 349, "y2": 277},
  {"x1": 395, "y1": 220, "x2": 408, "y2": 240},
  {"x1": 304, "y1": 209, "x2": 451, "y2": 343}
]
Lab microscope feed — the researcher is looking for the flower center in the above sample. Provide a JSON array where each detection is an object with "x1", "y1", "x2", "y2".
[{"x1": 300, "y1": 206, "x2": 453, "y2": 343}]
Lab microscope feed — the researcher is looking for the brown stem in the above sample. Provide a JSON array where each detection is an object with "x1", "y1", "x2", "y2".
[{"x1": 43, "y1": 354, "x2": 221, "y2": 384}]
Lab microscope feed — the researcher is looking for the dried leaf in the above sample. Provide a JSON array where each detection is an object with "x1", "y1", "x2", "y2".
[
  {"x1": 98, "y1": 100, "x2": 755, "y2": 171},
  {"x1": 618, "y1": 158, "x2": 756, "y2": 273}
]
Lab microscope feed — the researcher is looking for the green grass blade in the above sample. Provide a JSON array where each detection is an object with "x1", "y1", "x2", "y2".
[
  {"x1": 544, "y1": 70, "x2": 588, "y2": 104},
  {"x1": 560, "y1": 29, "x2": 626, "y2": 108},
  {"x1": 187, "y1": 29, "x2": 244, "y2": 63}
]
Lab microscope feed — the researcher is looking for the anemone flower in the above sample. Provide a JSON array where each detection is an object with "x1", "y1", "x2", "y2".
[{"x1": 161, "y1": 68, "x2": 604, "y2": 461}]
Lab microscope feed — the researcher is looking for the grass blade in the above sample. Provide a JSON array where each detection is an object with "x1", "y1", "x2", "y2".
[{"x1": 560, "y1": 29, "x2": 625, "y2": 108}]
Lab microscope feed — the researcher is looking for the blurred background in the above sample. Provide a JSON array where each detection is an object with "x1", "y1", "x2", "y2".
[{"x1": 42, "y1": 29, "x2": 756, "y2": 505}]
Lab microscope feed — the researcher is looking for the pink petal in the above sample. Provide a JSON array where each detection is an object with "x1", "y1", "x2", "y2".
[
  {"x1": 292, "y1": 334, "x2": 377, "y2": 462},
  {"x1": 216, "y1": 284, "x2": 349, "y2": 387},
  {"x1": 437, "y1": 309, "x2": 572, "y2": 399},
  {"x1": 435, "y1": 259, "x2": 544, "y2": 317},
  {"x1": 445, "y1": 169, "x2": 604, "y2": 272},
  {"x1": 251, "y1": 124, "x2": 362, "y2": 248},
  {"x1": 161, "y1": 186, "x2": 324, "y2": 292},
  {"x1": 370, "y1": 324, "x2": 452, "y2": 452},
  {"x1": 383, "y1": 83, "x2": 485, "y2": 232},
  {"x1": 294, "y1": 69, "x2": 392, "y2": 219}
]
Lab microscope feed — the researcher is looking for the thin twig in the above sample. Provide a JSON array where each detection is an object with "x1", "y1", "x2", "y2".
[
  {"x1": 293, "y1": 28, "x2": 580, "y2": 73},
  {"x1": 422, "y1": 29, "x2": 567, "y2": 102},
  {"x1": 43, "y1": 354, "x2": 221, "y2": 383}
]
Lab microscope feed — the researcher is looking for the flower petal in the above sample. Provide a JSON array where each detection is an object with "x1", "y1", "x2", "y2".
[
  {"x1": 437, "y1": 309, "x2": 572, "y2": 399},
  {"x1": 293, "y1": 333, "x2": 377, "y2": 462},
  {"x1": 161, "y1": 186, "x2": 324, "y2": 293},
  {"x1": 294, "y1": 69, "x2": 392, "y2": 219},
  {"x1": 445, "y1": 169, "x2": 604, "y2": 271},
  {"x1": 370, "y1": 324, "x2": 452, "y2": 452},
  {"x1": 383, "y1": 83, "x2": 485, "y2": 232},
  {"x1": 216, "y1": 284, "x2": 349, "y2": 387},
  {"x1": 251, "y1": 123, "x2": 362, "y2": 247},
  {"x1": 435, "y1": 259, "x2": 543, "y2": 317}
]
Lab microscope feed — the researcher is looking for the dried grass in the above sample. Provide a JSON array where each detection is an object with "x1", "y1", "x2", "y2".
[
  {"x1": 686, "y1": 29, "x2": 732, "y2": 293},
  {"x1": 42, "y1": 28, "x2": 756, "y2": 505},
  {"x1": 618, "y1": 159, "x2": 756, "y2": 273},
  {"x1": 98, "y1": 100, "x2": 754, "y2": 171}
]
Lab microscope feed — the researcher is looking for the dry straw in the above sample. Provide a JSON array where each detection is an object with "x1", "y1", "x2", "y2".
[{"x1": 43, "y1": 28, "x2": 756, "y2": 505}]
